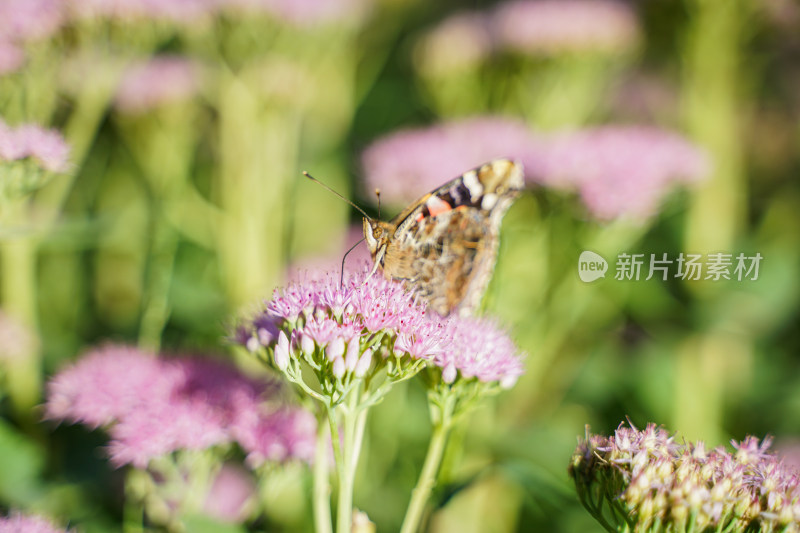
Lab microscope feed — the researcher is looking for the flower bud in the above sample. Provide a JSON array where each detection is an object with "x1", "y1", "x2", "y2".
[
  {"x1": 354, "y1": 349, "x2": 373, "y2": 378},
  {"x1": 301, "y1": 333, "x2": 315, "y2": 357},
  {"x1": 326, "y1": 337, "x2": 345, "y2": 361},
  {"x1": 332, "y1": 356, "x2": 346, "y2": 379},
  {"x1": 274, "y1": 331, "x2": 290, "y2": 371},
  {"x1": 442, "y1": 363, "x2": 457, "y2": 384},
  {"x1": 345, "y1": 338, "x2": 360, "y2": 372}
]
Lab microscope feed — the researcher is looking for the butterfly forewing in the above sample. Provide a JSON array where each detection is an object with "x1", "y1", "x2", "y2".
[{"x1": 364, "y1": 159, "x2": 523, "y2": 316}]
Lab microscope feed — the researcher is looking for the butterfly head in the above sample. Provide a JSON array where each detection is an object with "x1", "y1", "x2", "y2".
[{"x1": 363, "y1": 217, "x2": 392, "y2": 267}]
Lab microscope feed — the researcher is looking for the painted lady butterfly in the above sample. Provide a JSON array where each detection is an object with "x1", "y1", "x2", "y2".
[{"x1": 363, "y1": 159, "x2": 524, "y2": 317}]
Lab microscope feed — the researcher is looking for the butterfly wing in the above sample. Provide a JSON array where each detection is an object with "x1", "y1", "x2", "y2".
[{"x1": 379, "y1": 159, "x2": 523, "y2": 316}]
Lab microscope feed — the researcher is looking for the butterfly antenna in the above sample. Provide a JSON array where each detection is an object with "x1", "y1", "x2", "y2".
[
  {"x1": 375, "y1": 188, "x2": 381, "y2": 218},
  {"x1": 303, "y1": 171, "x2": 373, "y2": 221},
  {"x1": 340, "y1": 237, "x2": 366, "y2": 288}
]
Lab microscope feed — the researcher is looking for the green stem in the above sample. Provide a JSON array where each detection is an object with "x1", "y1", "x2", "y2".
[
  {"x1": 0, "y1": 200, "x2": 40, "y2": 421},
  {"x1": 314, "y1": 413, "x2": 333, "y2": 533},
  {"x1": 138, "y1": 206, "x2": 178, "y2": 351},
  {"x1": 400, "y1": 396, "x2": 456, "y2": 533},
  {"x1": 122, "y1": 470, "x2": 147, "y2": 533},
  {"x1": 336, "y1": 392, "x2": 360, "y2": 533}
]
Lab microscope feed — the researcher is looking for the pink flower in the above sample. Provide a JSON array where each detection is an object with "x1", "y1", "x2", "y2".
[
  {"x1": 361, "y1": 116, "x2": 538, "y2": 207},
  {"x1": 238, "y1": 269, "x2": 447, "y2": 384},
  {"x1": 432, "y1": 318, "x2": 524, "y2": 387},
  {"x1": 16, "y1": 125, "x2": 72, "y2": 172},
  {"x1": 240, "y1": 269, "x2": 524, "y2": 388},
  {"x1": 46, "y1": 346, "x2": 313, "y2": 468},
  {"x1": 108, "y1": 398, "x2": 229, "y2": 468},
  {"x1": 0, "y1": 512, "x2": 69, "y2": 533},
  {"x1": 0, "y1": 311, "x2": 38, "y2": 364},
  {"x1": 0, "y1": 120, "x2": 71, "y2": 173},
  {"x1": 0, "y1": 0, "x2": 65, "y2": 43},
  {"x1": 233, "y1": 407, "x2": 317, "y2": 467},
  {"x1": 0, "y1": 42, "x2": 25, "y2": 76},
  {"x1": 491, "y1": 0, "x2": 640, "y2": 56},
  {"x1": 45, "y1": 345, "x2": 174, "y2": 428},
  {"x1": 203, "y1": 463, "x2": 256, "y2": 523},
  {"x1": 571, "y1": 422, "x2": 800, "y2": 531},
  {"x1": 527, "y1": 126, "x2": 710, "y2": 219},
  {"x1": 114, "y1": 56, "x2": 202, "y2": 114}
]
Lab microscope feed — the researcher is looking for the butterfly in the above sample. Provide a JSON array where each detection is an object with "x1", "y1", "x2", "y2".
[{"x1": 362, "y1": 159, "x2": 524, "y2": 317}]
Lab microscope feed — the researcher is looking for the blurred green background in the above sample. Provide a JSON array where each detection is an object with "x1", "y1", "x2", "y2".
[{"x1": 0, "y1": 0, "x2": 798, "y2": 531}]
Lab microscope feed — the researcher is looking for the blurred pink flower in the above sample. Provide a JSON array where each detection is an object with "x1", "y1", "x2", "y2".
[
  {"x1": 114, "y1": 56, "x2": 202, "y2": 114},
  {"x1": 528, "y1": 126, "x2": 710, "y2": 219},
  {"x1": 46, "y1": 346, "x2": 313, "y2": 468},
  {"x1": 0, "y1": 42, "x2": 25, "y2": 76},
  {"x1": 45, "y1": 345, "x2": 174, "y2": 428},
  {"x1": 0, "y1": 311, "x2": 39, "y2": 364},
  {"x1": 203, "y1": 463, "x2": 256, "y2": 523},
  {"x1": 0, "y1": 512, "x2": 69, "y2": 533},
  {"x1": 0, "y1": 120, "x2": 71, "y2": 173},
  {"x1": 361, "y1": 116, "x2": 538, "y2": 207},
  {"x1": 108, "y1": 398, "x2": 229, "y2": 467},
  {"x1": 491, "y1": 0, "x2": 640, "y2": 56},
  {"x1": 0, "y1": 0, "x2": 65, "y2": 43},
  {"x1": 233, "y1": 406, "x2": 317, "y2": 467},
  {"x1": 415, "y1": 11, "x2": 493, "y2": 75},
  {"x1": 288, "y1": 226, "x2": 372, "y2": 283}
]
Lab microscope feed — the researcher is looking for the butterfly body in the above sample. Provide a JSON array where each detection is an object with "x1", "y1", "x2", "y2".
[{"x1": 363, "y1": 159, "x2": 524, "y2": 316}]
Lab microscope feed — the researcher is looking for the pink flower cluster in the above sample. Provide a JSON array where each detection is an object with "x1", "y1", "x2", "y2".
[
  {"x1": 416, "y1": 0, "x2": 639, "y2": 72},
  {"x1": 0, "y1": 512, "x2": 69, "y2": 533},
  {"x1": 492, "y1": 0, "x2": 640, "y2": 56},
  {"x1": 45, "y1": 345, "x2": 315, "y2": 468},
  {"x1": 571, "y1": 422, "x2": 800, "y2": 531},
  {"x1": 0, "y1": 311, "x2": 38, "y2": 364},
  {"x1": 361, "y1": 118, "x2": 709, "y2": 220},
  {"x1": 528, "y1": 126, "x2": 710, "y2": 219},
  {"x1": 0, "y1": 0, "x2": 65, "y2": 44},
  {"x1": 114, "y1": 56, "x2": 202, "y2": 114},
  {"x1": 0, "y1": 42, "x2": 25, "y2": 76},
  {"x1": 0, "y1": 120, "x2": 71, "y2": 173},
  {"x1": 238, "y1": 269, "x2": 524, "y2": 388}
]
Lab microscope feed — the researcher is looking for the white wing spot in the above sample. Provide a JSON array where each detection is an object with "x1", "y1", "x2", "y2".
[
  {"x1": 481, "y1": 193, "x2": 498, "y2": 210},
  {"x1": 462, "y1": 170, "x2": 483, "y2": 201}
]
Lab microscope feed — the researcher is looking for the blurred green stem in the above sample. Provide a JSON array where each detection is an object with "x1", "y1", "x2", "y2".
[
  {"x1": 678, "y1": 0, "x2": 750, "y2": 443},
  {"x1": 400, "y1": 393, "x2": 456, "y2": 533},
  {"x1": 217, "y1": 69, "x2": 300, "y2": 309},
  {"x1": 0, "y1": 199, "x2": 40, "y2": 420},
  {"x1": 37, "y1": 64, "x2": 122, "y2": 228},
  {"x1": 123, "y1": 469, "x2": 147, "y2": 533},
  {"x1": 314, "y1": 413, "x2": 333, "y2": 533},
  {"x1": 138, "y1": 208, "x2": 178, "y2": 351}
]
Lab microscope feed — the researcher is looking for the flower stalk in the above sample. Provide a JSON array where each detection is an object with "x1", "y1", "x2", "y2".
[{"x1": 400, "y1": 392, "x2": 455, "y2": 533}]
